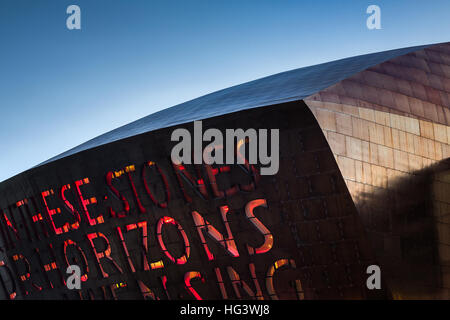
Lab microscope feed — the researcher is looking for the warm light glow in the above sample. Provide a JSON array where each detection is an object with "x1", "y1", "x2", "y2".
[{"x1": 156, "y1": 216, "x2": 190, "y2": 265}]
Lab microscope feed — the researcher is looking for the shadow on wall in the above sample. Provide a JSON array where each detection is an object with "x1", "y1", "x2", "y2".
[{"x1": 354, "y1": 158, "x2": 450, "y2": 299}]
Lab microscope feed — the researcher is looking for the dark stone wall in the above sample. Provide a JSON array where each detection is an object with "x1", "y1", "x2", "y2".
[{"x1": 0, "y1": 101, "x2": 385, "y2": 300}]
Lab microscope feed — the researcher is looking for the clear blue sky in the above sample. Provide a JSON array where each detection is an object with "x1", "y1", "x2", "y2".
[{"x1": 0, "y1": 0, "x2": 449, "y2": 182}]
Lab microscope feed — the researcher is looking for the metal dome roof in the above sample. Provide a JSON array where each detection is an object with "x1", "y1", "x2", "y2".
[{"x1": 39, "y1": 43, "x2": 436, "y2": 167}]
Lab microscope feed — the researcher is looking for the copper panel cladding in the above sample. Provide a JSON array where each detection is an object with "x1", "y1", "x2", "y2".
[{"x1": 305, "y1": 42, "x2": 450, "y2": 299}]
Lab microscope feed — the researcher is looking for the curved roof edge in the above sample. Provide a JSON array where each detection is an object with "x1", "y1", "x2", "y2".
[{"x1": 38, "y1": 42, "x2": 439, "y2": 168}]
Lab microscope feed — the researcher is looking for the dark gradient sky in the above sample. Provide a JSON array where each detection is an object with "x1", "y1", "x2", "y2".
[{"x1": 0, "y1": 0, "x2": 449, "y2": 182}]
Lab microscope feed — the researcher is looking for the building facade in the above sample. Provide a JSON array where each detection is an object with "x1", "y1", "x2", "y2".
[{"x1": 0, "y1": 42, "x2": 448, "y2": 300}]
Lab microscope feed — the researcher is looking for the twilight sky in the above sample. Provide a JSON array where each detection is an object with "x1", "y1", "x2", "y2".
[{"x1": 0, "y1": 0, "x2": 449, "y2": 182}]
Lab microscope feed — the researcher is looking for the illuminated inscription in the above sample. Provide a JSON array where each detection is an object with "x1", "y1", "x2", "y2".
[{"x1": 0, "y1": 142, "x2": 303, "y2": 300}]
